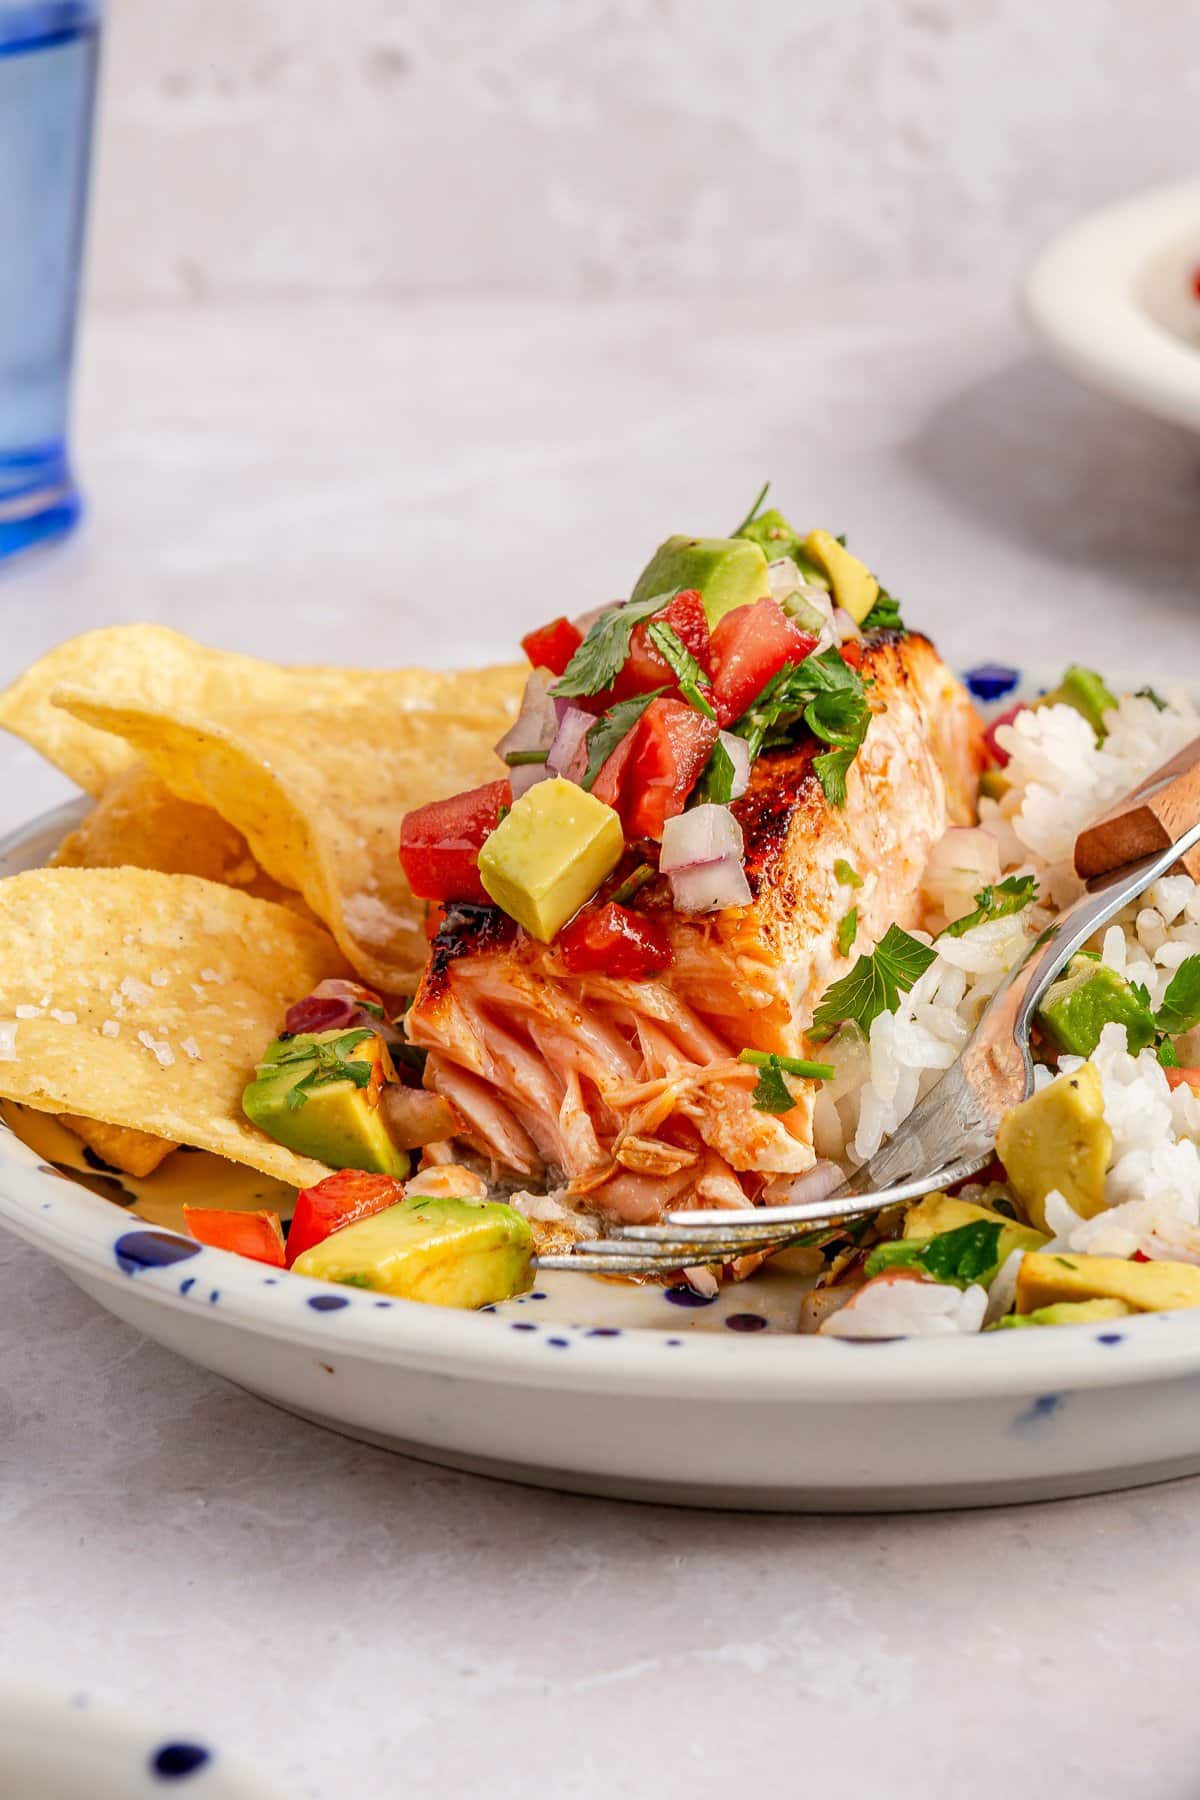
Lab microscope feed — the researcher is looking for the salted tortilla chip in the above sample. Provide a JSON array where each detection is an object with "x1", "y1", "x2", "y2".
[
  {"x1": 55, "y1": 691, "x2": 520, "y2": 992},
  {"x1": 0, "y1": 623, "x2": 523, "y2": 797},
  {"x1": 0, "y1": 868, "x2": 350, "y2": 1186},
  {"x1": 50, "y1": 761, "x2": 306, "y2": 912}
]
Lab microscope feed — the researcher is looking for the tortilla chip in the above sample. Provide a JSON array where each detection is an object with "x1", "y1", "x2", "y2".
[
  {"x1": 0, "y1": 868, "x2": 350, "y2": 1186},
  {"x1": 54, "y1": 690, "x2": 520, "y2": 992},
  {"x1": 50, "y1": 761, "x2": 306, "y2": 912},
  {"x1": 57, "y1": 1113, "x2": 178, "y2": 1178},
  {"x1": 0, "y1": 623, "x2": 523, "y2": 797}
]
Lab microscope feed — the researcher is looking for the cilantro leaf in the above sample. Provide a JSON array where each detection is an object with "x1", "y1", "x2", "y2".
[
  {"x1": 730, "y1": 479, "x2": 771, "y2": 537},
  {"x1": 646, "y1": 621, "x2": 715, "y2": 719},
  {"x1": 834, "y1": 858, "x2": 863, "y2": 888},
  {"x1": 861, "y1": 587, "x2": 906, "y2": 634},
  {"x1": 580, "y1": 689, "x2": 664, "y2": 792},
  {"x1": 698, "y1": 736, "x2": 738, "y2": 805},
  {"x1": 1155, "y1": 955, "x2": 1200, "y2": 1036},
  {"x1": 865, "y1": 1220, "x2": 1004, "y2": 1287},
  {"x1": 837, "y1": 908, "x2": 858, "y2": 957},
  {"x1": 739, "y1": 1049, "x2": 834, "y2": 1113},
  {"x1": 1136, "y1": 686, "x2": 1167, "y2": 712},
  {"x1": 940, "y1": 874, "x2": 1038, "y2": 940},
  {"x1": 1159, "y1": 1038, "x2": 1180, "y2": 1068},
  {"x1": 811, "y1": 924, "x2": 936, "y2": 1037},
  {"x1": 729, "y1": 645, "x2": 873, "y2": 808},
  {"x1": 270, "y1": 1029, "x2": 376, "y2": 1112},
  {"x1": 551, "y1": 590, "x2": 678, "y2": 699}
]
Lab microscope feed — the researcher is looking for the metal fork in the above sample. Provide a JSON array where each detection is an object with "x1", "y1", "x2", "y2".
[{"x1": 537, "y1": 817, "x2": 1200, "y2": 1277}]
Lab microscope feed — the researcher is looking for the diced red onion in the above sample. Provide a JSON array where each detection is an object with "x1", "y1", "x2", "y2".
[
  {"x1": 832, "y1": 606, "x2": 864, "y2": 643},
  {"x1": 660, "y1": 804, "x2": 750, "y2": 912},
  {"x1": 547, "y1": 704, "x2": 594, "y2": 784},
  {"x1": 508, "y1": 762, "x2": 548, "y2": 801},
  {"x1": 495, "y1": 669, "x2": 556, "y2": 764},
  {"x1": 283, "y1": 994, "x2": 357, "y2": 1035},
  {"x1": 379, "y1": 1084, "x2": 459, "y2": 1150},
  {"x1": 717, "y1": 730, "x2": 751, "y2": 800}
]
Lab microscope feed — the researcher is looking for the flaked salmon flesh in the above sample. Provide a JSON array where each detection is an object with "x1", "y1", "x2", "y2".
[{"x1": 406, "y1": 633, "x2": 985, "y2": 1225}]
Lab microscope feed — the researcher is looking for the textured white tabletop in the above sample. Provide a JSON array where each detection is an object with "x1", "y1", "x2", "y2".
[{"x1": 2, "y1": 291, "x2": 1199, "y2": 1800}]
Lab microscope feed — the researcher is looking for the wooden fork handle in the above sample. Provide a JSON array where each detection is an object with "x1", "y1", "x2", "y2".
[{"x1": 1074, "y1": 734, "x2": 1200, "y2": 882}]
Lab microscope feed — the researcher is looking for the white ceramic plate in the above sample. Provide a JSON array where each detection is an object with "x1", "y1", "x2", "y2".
[
  {"x1": 1023, "y1": 177, "x2": 1200, "y2": 432},
  {"x1": 6, "y1": 689, "x2": 1200, "y2": 1515},
  {"x1": 0, "y1": 1687, "x2": 279, "y2": 1800}
]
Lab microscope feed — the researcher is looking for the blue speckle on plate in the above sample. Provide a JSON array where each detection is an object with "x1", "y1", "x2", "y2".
[
  {"x1": 665, "y1": 1284, "x2": 717, "y2": 1308},
  {"x1": 308, "y1": 1293, "x2": 350, "y2": 1312},
  {"x1": 1097, "y1": 1332, "x2": 1125, "y2": 1346},
  {"x1": 725, "y1": 1312, "x2": 769, "y2": 1332},
  {"x1": 965, "y1": 662, "x2": 1020, "y2": 702},
  {"x1": 665, "y1": 1337, "x2": 683, "y2": 1346},
  {"x1": 180, "y1": 1277, "x2": 195, "y2": 1296},
  {"x1": 529, "y1": 1290, "x2": 548, "y2": 1301},
  {"x1": 1014, "y1": 1392, "x2": 1064, "y2": 1428},
  {"x1": 511, "y1": 1321, "x2": 537, "y2": 1332},
  {"x1": 114, "y1": 1230, "x2": 200, "y2": 1275},
  {"x1": 151, "y1": 1741, "x2": 211, "y2": 1779},
  {"x1": 208, "y1": 1290, "x2": 220, "y2": 1304},
  {"x1": 546, "y1": 1336, "x2": 570, "y2": 1348},
  {"x1": 373, "y1": 1300, "x2": 392, "y2": 1309},
  {"x1": 586, "y1": 1327, "x2": 621, "y2": 1338},
  {"x1": 262, "y1": 1276, "x2": 279, "y2": 1286}
]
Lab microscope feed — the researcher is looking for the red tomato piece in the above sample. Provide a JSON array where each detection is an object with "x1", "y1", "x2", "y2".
[
  {"x1": 709, "y1": 599, "x2": 817, "y2": 726},
  {"x1": 183, "y1": 1206, "x2": 286, "y2": 1268},
  {"x1": 838, "y1": 640, "x2": 864, "y2": 670},
  {"x1": 399, "y1": 779, "x2": 511, "y2": 904},
  {"x1": 623, "y1": 698, "x2": 719, "y2": 840},
  {"x1": 558, "y1": 902, "x2": 672, "y2": 978},
  {"x1": 606, "y1": 590, "x2": 715, "y2": 705},
  {"x1": 286, "y1": 1168, "x2": 408, "y2": 1267},
  {"x1": 983, "y1": 701, "x2": 1026, "y2": 768},
  {"x1": 1166, "y1": 1067, "x2": 1200, "y2": 1093},
  {"x1": 521, "y1": 616, "x2": 582, "y2": 676}
]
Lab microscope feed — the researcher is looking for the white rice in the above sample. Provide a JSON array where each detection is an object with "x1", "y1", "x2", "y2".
[{"x1": 815, "y1": 688, "x2": 1200, "y2": 1335}]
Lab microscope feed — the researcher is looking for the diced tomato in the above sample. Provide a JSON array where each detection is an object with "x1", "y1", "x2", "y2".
[
  {"x1": 623, "y1": 698, "x2": 719, "y2": 840},
  {"x1": 606, "y1": 590, "x2": 715, "y2": 706},
  {"x1": 521, "y1": 616, "x2": 582, "y2": 676},
  {"x1": 183, "y1": 1206, "x2": 286, "y2": 1268},
  {"x1": 1166, "y1": 1067, "x2": 1200, "y2": 1093},
  {"x1": 558, "y1": 902, "x2": 672, "y2": 978},
  {"x1": 399, "y1": 779, "x2": 510, "y2": 904},
  {"x1": 286, "y1": 1168, "x2": 407, "y2": 1267},
  {"x1": 838, "y1": 639, "x2": 864, "y2": 671},
  {"x1": 709, "y1": 599, "x2": 818, "y2": 727},
  {"x1": 983, "y1": 701, "x2": 1026, "y2": 768}
]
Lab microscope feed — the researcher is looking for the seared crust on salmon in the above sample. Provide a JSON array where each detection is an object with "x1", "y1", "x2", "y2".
[{"x1": 406, "y1": 632, "x2": 985, "y2": 1224}]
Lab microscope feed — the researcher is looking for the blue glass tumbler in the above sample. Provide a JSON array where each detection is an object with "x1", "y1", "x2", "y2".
[{"x1": 0, "y1": 1, "x2": 100, "y2": 559}]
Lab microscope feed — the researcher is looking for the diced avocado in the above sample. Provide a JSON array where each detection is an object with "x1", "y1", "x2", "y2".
[
  {"x1": 994, "y1": 1297, "x2": 1134, "y2": 1329},
  {"x1": 902, "y1": 1192, "x2": 1047, "y2": 1261},
  {"x1": 478, "y1": 777, "x2": 623, "y2": 942},
  {"x1": 242, "y1": 1029, "x2": 409, "y2": 1178},
  {"x1": 1037, "y1": 954, "x2": 1157, "y2": 1058},
  {"x1": 291, "y1": 1194, "x2": 534, "y2": 1308},
  {"x1": 802, "y1": 529, "x2": 879, "y2": 625},
  {"x1": 1015, "y1": 1250, "x2": 1200, "y2": 1315},
  {"x1": 631, "y1": 534, "x2": 770, "y2": 627},
  {"x1": 736, "y1": 508, "x2": 830, "y2": 589},
  {"x1": 978, "y1": 768, "x2": 1009, "y2": 802},
  {"x1": 1037, "y1": 665, "x2": 1117, "y2": 738},
  {"x1": 995, "y1": 1062, "x2": 1111, "y2": 1234}
]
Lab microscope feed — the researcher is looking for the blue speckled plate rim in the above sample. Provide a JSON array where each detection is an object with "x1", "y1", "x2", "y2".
[
  {"x1": 0, "y1": 1684, "x2": 281, "y2": 1797},
  {"x1": 2, "y1": 672, "x2": 1200, "y2": 1404}
]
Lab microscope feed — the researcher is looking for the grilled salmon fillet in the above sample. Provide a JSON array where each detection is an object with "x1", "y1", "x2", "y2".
[{"x1": 406, "y1": 632, "x2": 985, "y2": 1224}]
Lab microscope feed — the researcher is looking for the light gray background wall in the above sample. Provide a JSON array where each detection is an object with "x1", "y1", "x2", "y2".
[{"x1": 89, "y1": 0, "x2": 1199, "y2": 304}]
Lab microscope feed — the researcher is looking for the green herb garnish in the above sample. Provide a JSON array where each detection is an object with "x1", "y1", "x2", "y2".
[
  {"x1": 939, "y1": 874, "x2": 1038, "y2": 940},
  {"x1": 646, "y1": 620, "x2": 715, "y2": 719},
  {"x1": 861, "y1": 587, "x2": 906, "y2": 634},
  {"x1": 610, "y1": 861, "x2": 656, "y2": 906},
  {"x1": 811, "y1": 924, "x2": 936, "y2": 1038},
  {"x1": 504, "y1": 748, "x2": 549, "y2": 767},
  {"x1": 834, "y1": 858, "x2": 863, "y2": 888},
  {"x1": 698, "y1": 737, "x2": 738, "y2": 805},
  {"x1": 729, "y1": 645, "x2": 872, "y2": 808},
  {"x1": 1154, "y1": 956, "x2": 1200, "y2": 1036},
  {"x1": 837, "y1": 908, "x2": 858, "y2": 957},
  {"x1": 865, "y1": 1219, "x2": 1004, "y2": 1288},
  {"x1": 266, "y1": 1029, "x2": 375, "y2": 1112},
  {"x1": 729, "y1": 479, "x2": 771, "y2": 537},
  {"x1": 1136, "y1": 686, "x2": 1167, "y2": 712},
  {"x1": 739, "y1": 1049, "x2": 835, "y2": 1114},
  {"x1": 580, "y1": 689, "x2": 664, "y2": 792},
  {"x1": 551, "y1": 590, "x2": 679, "y2": 699}
]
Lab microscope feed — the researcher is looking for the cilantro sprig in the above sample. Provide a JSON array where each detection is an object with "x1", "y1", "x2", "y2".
[
  {"x1": 698, "y1": 736, "x2": 740, "y2": 805},
  {"x1": 1152, "y1": 956, "x2": 1200, "y2": 1037},
  {"x1": 865, "y1": 1220, "x2": 1004, "y2": 1287},
  {"x1": 729, "y1": 645, "x2": 872, "y2": 808},
  {"x1": 551, "y1": 589, "x2": 679, "y2": 699},
  {"x1": 811, "y1": 924, "x2": 936, "y2": 1038},
  {"x1": 861, "y1": 587, "x2": 906, "y2": 634},
  {"x1": 264, "y1": 1029, "x2": 376, "y2": 1112},
  {"x1": 646, "y1": 621, "x2": 715, "y2": 719},
  {"x1": 939, "y1": 874, "x2": 1038, "y2": 940},
  {"x1": 580, "y1": 689, "x2": 664, "y2": 792},
  {"x1": 738, "y1": 1048, "x2": 835, "y2": 1113}
]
